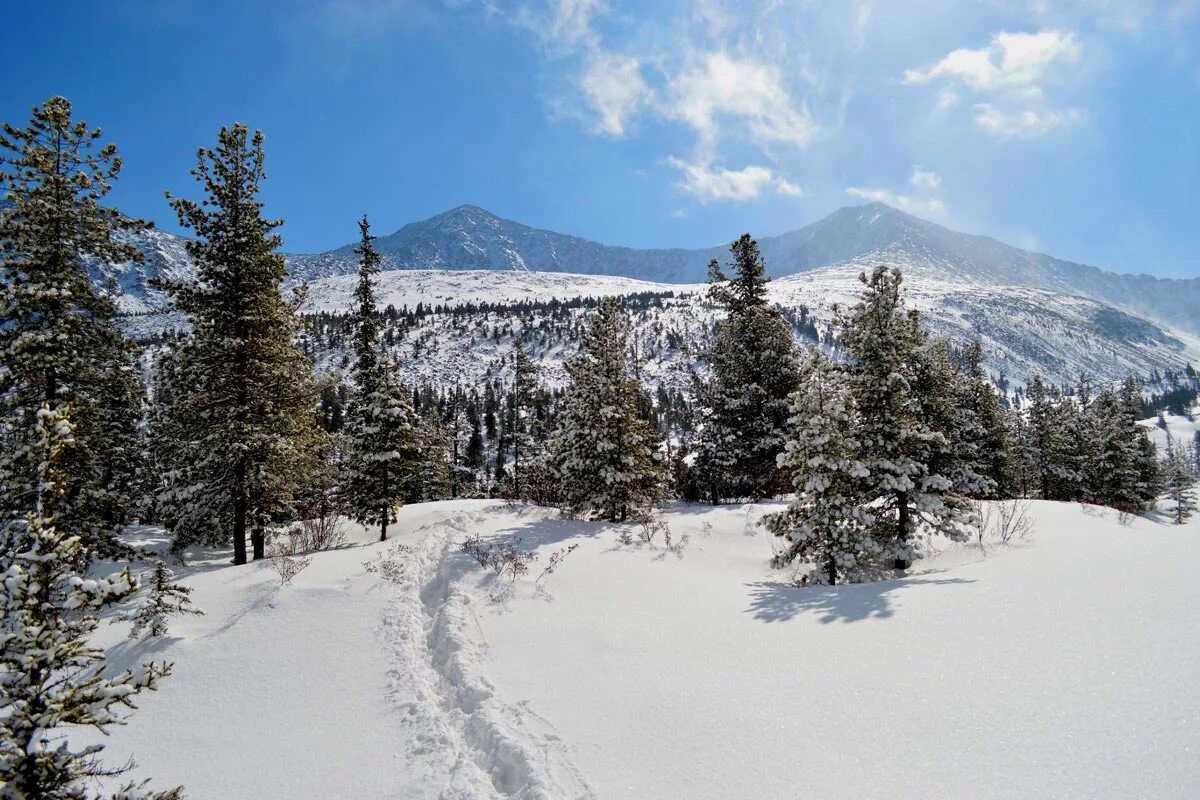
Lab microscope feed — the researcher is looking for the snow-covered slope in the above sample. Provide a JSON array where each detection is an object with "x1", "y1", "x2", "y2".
[
  {"x1": 88, "y1": 499, "x2": 1200, "y2": 799},
  {"x1": 291, "y1": 266, "x2": 1200, "y2": 387}
]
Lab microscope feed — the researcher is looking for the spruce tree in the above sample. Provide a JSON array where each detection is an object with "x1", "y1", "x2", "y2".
[
  {"x1": 120, "y1": 559, "x2": 204, "y2": 639},
  {"x1": 1026, "y1": 376, "x2": 1083, "y2": 501},
  {"x1": 695, "y1": 234, "x2": 800, "y2": 502},
  {"x1": 838, "y1": 267, "x2": 972, "y2": 568},
  {"x1": 155, "y1": 124, "x2": 319, "y2": 564},
  {"x1": 342, "y1": 216, "x2": 419, "y2": 541},
  {"x1": 0, "y1": 96, "x2": 148, "y2": 558},
  {"x1": 766, "y1": 350, "x2": 877, "y2": 584},
  {"x1": 509, "y1": 339, "x2": 540, "y2": 499},
  {"x1": 1163, "y1": 439, "x2": 1196, "y2": 524},
  {"x1": 0, "y1": 407, "x2": 180, "y2": 799},
  {"x1": 550, "y1": 298, "x2": 664, "y2": 521}
]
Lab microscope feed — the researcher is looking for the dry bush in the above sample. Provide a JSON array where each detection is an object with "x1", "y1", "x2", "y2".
[
  {"x1": 461, "y1": 534, "x2": 537, "y2": 585},
  {"x1": 637, "y1": 517, "x2": 669, "y2": 545},
  {"x1": 972, "y1": 499, "x2": 1035, "y2": 555},
  {"x1": 271, "y1": 553, "x2": 312, "y2": 585},
  {"x1": 535, "y1": 543, "x2": 579, "y2": 585},
  {"x1": 362, "y1": 543, "x2": 413, "y2": 583}
]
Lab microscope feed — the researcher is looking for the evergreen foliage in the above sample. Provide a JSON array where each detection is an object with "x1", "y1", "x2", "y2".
[
  {"x1": 154, "y1": 124, "x2": 320, "y2": 564},
  {"x1": 695, "y1": 234, "x2": 800, "y2": 502},
  {"x1": 0, "y1": 96, "x2": 148, "y2": 559},
  {"x1": 549, "y1": 298, "x2": 664, "y2": 521},
  {"x1": 341, "y1": 216, "x2": 419, "y2": 541},
  {"x1": 837, "y1": 266, "x2": 974, "y2": 567},
  {"x1": 1163, "y1": 438, "x2": 1196, "y2": 524},
  {"x1": 119, "y1": 560, "x2": 204, "y2": 640},
  {"x1": 0, "y1": 407, "x2": 180, "y2": 800},
  {"x1": 765, "y1": 350, "x2": 877, "y2": 584}
]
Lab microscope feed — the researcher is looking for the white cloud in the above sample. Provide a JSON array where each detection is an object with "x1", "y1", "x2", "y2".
[
  {"x1": 668, "y1": 157, "x2": 803, "y2": 203},
  {"x1": 580, "y1": 51, "x2": 650, "y2": 136},
  {"x1": 973, "y1": 103, "x2": 1083, "y2": 138},
  {"x1": 846, "y1": 186, "x2": 946, "y2": 217},
  {"x1": 904, "y1": 29, "x2": 1082, "y2": 139},
  {"x1": 909, "y1": 166, "x2": 941, "y2": 190},
  {"x1": 904, "y1": 30, "x2": 1080, "y2": 90},
  {"x1": 667, "y1": 51, "x2": 817, "y2": 153},
  {"x1": 517, "y1": 0, "x2": 607, "y2": 53}
]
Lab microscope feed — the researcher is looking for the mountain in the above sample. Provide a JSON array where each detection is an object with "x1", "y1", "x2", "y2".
[{"x1": 100, "y1": 202, "x2": 1200, "y2": 336}]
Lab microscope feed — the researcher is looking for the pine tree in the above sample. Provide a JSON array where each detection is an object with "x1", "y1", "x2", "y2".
[
  {"x1": 550, "y1": 298, "x2": 664, "y2": 521},
  {"x1": 155, "y1": 124, "x2": 320, "y2": 564},
  {"x1": 0, "y1": 407, "x2": 180, "y2": 799},
  {"x1": 120, "y1": 560, "x2": 204, "y2": 640},
  {"x1": 695, "y1": 234, "x2": 800, "y2": 502},
  {"x1": 342, "y1": 216, "x2": 419, "y2": 541},
  {"x1": 509, "y1": 339, "x2": 540, "y2": 499},
  {"x1": 1026, "y1": 376, "x2": 1083, "y2": 501},
  {"x1": 1163, "y1": 438, "x2": 1196, "y2": 524},
  {"x1": 766, "y1": 350, "x2": 878, "y2": 584},
  {"x1": 838, "y1": 267, "x2": 972, "y2": 568},
  {"x1": 954, "y1": 341, "x2": 1013, "y2": 496},
  {"x1": 0, "y1": 96, "x2": 148, "y2": 559}
]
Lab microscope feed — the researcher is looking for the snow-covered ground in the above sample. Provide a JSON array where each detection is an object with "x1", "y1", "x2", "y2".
[
  {"x1": 88, "y1": 500, "x2": 1200, "y2": 799},
  {"x1": 1139, "y1": 408, "x2": 1200, "y2": 453}
]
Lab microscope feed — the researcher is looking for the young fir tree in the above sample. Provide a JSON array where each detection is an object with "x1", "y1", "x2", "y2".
[
  {"x1": 509, "y1": 338, "x2": 540, "y2": 499},
  {"x1": 1163, "y1": 438, "x2": 1196, "y2": 524},
  {"x1": 765, "y1": 349, "x2": 878, "y2": 584},
  {"x1": 838, "y1": 267, "x2": 972, "y2": 568},
  {"x1": 342, "y1": 216, "x2": 419, "y2": 541},
  {"x1": 954, "y1": 340, "x2": 1013, "y2": 496},
  {"x1": 694, "y1": 234, "x2": 800, "y2": 503},
  {"x1": 550, "y1": 298, "x2": 664, "y2": 521},
  {"x1": 0, "y1": 407, "x2": 180, "y2": 799},
  {"x1": 1026, "y1": 376, "x2": 1083, "y2": 501},
  {"x1": 0, "y1": 96, "x2": 148, "y2": 559},
  {"x1": 155, "y1": 124, "x2": 319, "y2": 564},
  {"x1": 120, "y1": 559, "x2": 205, "y2": 640}
]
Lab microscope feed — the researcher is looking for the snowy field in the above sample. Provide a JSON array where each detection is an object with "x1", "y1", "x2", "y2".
[{"x1": 88, "y1": 500, "x2": 1200, "y2": 799}]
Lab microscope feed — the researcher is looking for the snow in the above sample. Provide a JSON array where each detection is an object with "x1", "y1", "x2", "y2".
[
  {"x1": 1139, "y1": 408, "x2": 1199, "y2": 453},
  {"x1": 86, "y1": 500, "x2": 1200, "y2": 799}
]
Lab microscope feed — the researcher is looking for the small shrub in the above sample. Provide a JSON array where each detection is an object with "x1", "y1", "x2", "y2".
[
  {"x1": 460, "y1": 534, "x2": 537, "y2": 585},
  {"x1": 271, "y1": 553, "x2": 311, "y2": 585},
  {"x1": 535, "y1": 543, "x2": 579, "y2": 585},
  {"x1": 362, "y1": 543, "x2": 412, "y2": 583},
  {"x1": 663, "y1": 526, "x2": 690, "y2": 557}
]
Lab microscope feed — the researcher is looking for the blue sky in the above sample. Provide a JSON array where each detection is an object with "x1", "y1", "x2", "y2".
[{"x1": 4, "y1": 0, "x2": 1199, "y2": 277}]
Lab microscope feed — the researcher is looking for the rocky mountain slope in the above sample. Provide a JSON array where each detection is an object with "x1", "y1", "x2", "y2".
[{"x1": 96, "y1": 202, "x2": 1200, "y2": 334}]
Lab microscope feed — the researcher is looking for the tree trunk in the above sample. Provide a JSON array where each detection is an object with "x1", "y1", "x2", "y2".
[
  {"x1": 251, "y1": 525, "x2": 266, "y2": 561},
  {"x1": 827, "y1": 555, "x2": 838, "y2": 586},
  {"x1": 380, "y1": 513, "x2": 388, "y2": 542},
  {"x1": 894, "y1": 490, "x2": 911, "y2": 570},
  {"x1": 232, "y1": 460, "x2": 247, "y2": 566}
]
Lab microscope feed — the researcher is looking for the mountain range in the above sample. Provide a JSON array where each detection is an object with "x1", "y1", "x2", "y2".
[{"x1": 102, "y1": 202, "x2": 1200, "y2": 339}]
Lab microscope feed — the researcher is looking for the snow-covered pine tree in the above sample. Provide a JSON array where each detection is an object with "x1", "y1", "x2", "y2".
[
  {"x1": 954, "y1": 340, "x2": 1013, "y2": 496},
  {"x1": 1163, "y1": 438, "x2": 1196, "y2": 524},
  {"x1": 120, "y1": 559, "x2": 204, "y2": 639},
  {"x1": 838, "y1": 266, "x2": 972, "y2": 568},
  {"x1": 695, "y1": 234, "x2": 800, "y2": 503},
  {"x1": 0, "y1": 406, "x2": 180, "y2": 799},
  {"x1": 766, "y1": 349, "x2": 878, "y2": 584},
  {"x1": 1026, "y1": 376, "x2": 1084, "y2": 501},
  {"x1": 342, "y1": 216, "x2": 419, "y2": 541},
  {"x1": 550, "y1": 298, "x2": 664, "y2": 521},
  {"x1": 0, "y1": 96, "x2": 148, "y2": 559},
  {"x1": 509, "y1": 339, "x2": 540, "y2": 499},
  {"x1": 1192, "y1": 430, "x2": 1200, "y2": 476},
  {"x1": 155, "y1": 124, "x2": 320, "y2": 564},
  {"x1": 911, "y1": 337, "x2": 994, "y2": 499}
]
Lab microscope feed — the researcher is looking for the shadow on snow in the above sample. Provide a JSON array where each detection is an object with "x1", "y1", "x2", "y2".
[{"x1": 744, "y1": 573, "x2": 975, "y2": 625}]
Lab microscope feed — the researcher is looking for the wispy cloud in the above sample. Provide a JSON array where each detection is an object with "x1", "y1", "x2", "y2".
[
  {"x1": 667, "y1": 50, "x2": 817, "y2": 156},
  {"x1": 668, "y1": 157, "x2": 803, "y2": 203},
  {"x1": 580, "y1": 51, "x2": 650, "y2": 136},
  {"x1": 904, "y1": 29, "x2": 1083, "y2": 139}
]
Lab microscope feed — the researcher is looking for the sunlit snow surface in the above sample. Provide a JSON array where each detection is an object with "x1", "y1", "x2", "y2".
[{"x1": 88, "y1": 499, "x2": 1200, "y2": 799}]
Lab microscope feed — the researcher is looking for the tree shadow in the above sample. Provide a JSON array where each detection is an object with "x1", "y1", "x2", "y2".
[{"x1": 744, "y1": 574, "x2": 975, "y2": 624}]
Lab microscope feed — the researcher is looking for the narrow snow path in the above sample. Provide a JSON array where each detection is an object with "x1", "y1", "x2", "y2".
[{"x1": 384, "y1": 505, "x2": 596, "y2": 800}]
